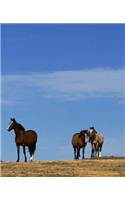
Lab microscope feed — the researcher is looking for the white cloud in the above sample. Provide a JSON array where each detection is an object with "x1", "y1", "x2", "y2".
[{"x1": 2, "y1": 68, "x2": 125, "y2": 104}]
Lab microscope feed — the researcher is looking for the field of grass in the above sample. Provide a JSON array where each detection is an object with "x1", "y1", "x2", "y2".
[{"x1": 1, "y1": 157, "x2": 125, "y2": 177}]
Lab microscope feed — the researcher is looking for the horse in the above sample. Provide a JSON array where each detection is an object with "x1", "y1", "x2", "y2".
[
  {"x1": 7, "y1": 118, "x2": 38, "y2": 162},
  {"x1": 88, "y1": 127, "x2": 104, "y2": 158},
  {"x1": 71, "y1": 130, "x2": 89, "y2": 160}
]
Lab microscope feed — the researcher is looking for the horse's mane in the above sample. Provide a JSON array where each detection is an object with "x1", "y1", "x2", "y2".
[{"x1": 17, "y1": 123, "x2": 25, "y2": 131}]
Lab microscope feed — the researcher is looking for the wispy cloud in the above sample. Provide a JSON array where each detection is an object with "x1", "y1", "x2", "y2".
[{"x1": 2, "y1": 68, "x2": 125, "y2": 105}]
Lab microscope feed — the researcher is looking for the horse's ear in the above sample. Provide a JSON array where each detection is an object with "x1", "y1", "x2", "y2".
[
  {"x1": 10, "y1": 118, "x2": 16, "y2": 122},
  {"x1": 80, "y1": 130, "x2": 85, "y2": 135},
  {"x1": 90, "y1": 126, "x2": 94, "y2": 130}
]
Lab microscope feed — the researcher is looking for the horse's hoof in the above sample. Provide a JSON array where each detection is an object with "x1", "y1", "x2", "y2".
[{"x1": 16, "y1": 160, "x2": 19, "y2": 162}]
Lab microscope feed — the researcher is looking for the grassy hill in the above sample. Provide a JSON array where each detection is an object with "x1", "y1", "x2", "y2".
[{"x1": 1, "y1": 157, "x2": 125, "y2": 177}]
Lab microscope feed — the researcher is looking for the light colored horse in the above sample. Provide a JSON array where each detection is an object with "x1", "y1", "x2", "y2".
[{"x1": 88, "y1": 127, "x2": 104, "y2": 158}]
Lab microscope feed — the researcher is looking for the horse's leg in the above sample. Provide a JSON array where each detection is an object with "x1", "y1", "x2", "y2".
[
  {"x1": 95, "y1": 144, "x2": 99, "y2": 158},
  {"x1": 91, "y1": 144, "x2": 94, "y2": 158},
  {"x1": 96, "y1": 149, "x2": 99, "y2": 158},
  {"x1": 78, "y1": 148, "x2": 80, "y2": 159},
  {"x1": 16, "y1": 145, "x2": 20, "y2": 162},
  {"x1": 76, "y1": 148, "x2": 80, "y2": 159},
  {"x1": 28, "y1": 146, "x2": 34, "y2": 162},
  {"x1": 91, "y1": 149, "x2": 94, "y2": 158},
  {"x1": 23, "y1": 145, "x2": 27, "y2": 162},
  {"x1": 99, "y1": 145, "x2": 102, "y2": 157},
  {"x1": 82, "y1": 147, "x2": 85, "y2": 159},
  {"x1": 73, "y1": 146, "x2": 77, "y2": 160},
  {"x1": 30, "y1": 154, "x2": 34, "y2": 162},
  {"x1": 82, "y1": 144, "x2": 86, "y2": 159}
]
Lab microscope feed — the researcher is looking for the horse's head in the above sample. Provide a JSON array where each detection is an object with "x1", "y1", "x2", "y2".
[
  {"x1": 7, "y1": 118, "x2": 17, "y2": 132},
  {"x1": 79, "y1": 130, "x2": 89, "y2": 143},
  {"x1": 88, "y1": 127, "x2": 97, "y2": 142}
]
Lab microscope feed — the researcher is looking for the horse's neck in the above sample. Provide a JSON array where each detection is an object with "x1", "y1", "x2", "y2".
[
  {"x1": 90, "y1": 131, "x2": 96, "y2": 142},
  {"x1": 79, "y1": 133, "x2": 85, "y2": 140},
  {"x1": 14, "y1": 126, "x2": 25, "y2": 137},
  {"x1": 93, "y1": 129, "x2": 97, "y2": 134}
]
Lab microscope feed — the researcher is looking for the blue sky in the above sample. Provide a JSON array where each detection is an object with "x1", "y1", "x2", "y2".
[{"x1": 1, "y1": 24, "x2": 125, "y2": 161}]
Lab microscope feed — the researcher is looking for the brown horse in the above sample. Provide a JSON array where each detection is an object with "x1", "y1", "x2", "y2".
[
  {"x1": 88, "y1": 127, "x2": 104, "y2": 158},
  {"x1": 72, "y1": 130, "x2": 88, "y2": 160},
  {"x1": 7, "y1": 118, "x2": 38, "y2": 162}
]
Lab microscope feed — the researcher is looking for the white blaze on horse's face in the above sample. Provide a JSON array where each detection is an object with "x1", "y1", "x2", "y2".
[
  {"x1": 7, "y1": 120, "x2": 13, "y2": 131},
  {"x1": 89, "y1": 129, "x2": 93, "y2": 134}
]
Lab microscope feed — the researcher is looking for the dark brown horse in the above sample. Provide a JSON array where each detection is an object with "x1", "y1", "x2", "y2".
[
  {"x1": 7, "y1": 118, "x2": 38, "y2": 162},
  {"x1": 88, "y1": 127, "x2": 104, "y2": 158},
  {"x1": 71, "y1": 130, "x2": 88, "y2": 160}
]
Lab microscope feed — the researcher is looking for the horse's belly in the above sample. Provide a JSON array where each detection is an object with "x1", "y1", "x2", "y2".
[
  {"x1": 15, "y1": 137, "x2": 23, "y2": 145},
  {"x1": 15, "y1": 135, "x2": 36, "y2": 146}
]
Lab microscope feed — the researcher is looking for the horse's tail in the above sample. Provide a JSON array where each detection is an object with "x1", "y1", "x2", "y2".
[
  {"x1": 32, "y1": 143, "x2": 37, "y2": 154},
  {"x1": 31, "y1": 133, "x2": 37, "y2": 155},
  {"x1": 29, "y1": 142, "x2": 37, "y2": 155}
]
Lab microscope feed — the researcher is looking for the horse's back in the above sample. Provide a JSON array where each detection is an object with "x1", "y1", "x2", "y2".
[{"x1": 26, "y1": 130, "x2": 37, "y2": 136}]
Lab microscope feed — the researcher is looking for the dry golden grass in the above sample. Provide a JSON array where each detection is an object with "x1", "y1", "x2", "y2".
[{"x1": 1, "y1": 157, "x2": 125, "y2": 177}]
